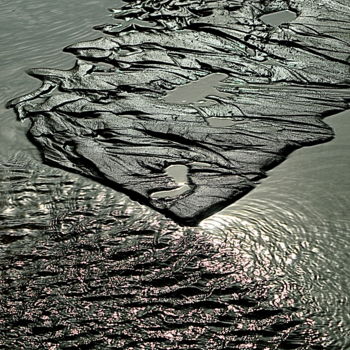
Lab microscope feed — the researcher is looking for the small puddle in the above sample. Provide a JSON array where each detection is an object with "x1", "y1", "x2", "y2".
[
  {"x1": 191, "y1": 162, "x2": 212, "y2": 167},
  {"x1": 151, "y1": 164, "x2": 191, "y2": 199},
  {"x1": 151, "y1": 184, "x2": 192, "y2": 199},
  {"x1": 207, "y1": 117, "x2": 235, "y2": 127},
  {"x1": 95, "y1": 11, "x2": 156, "y2": 34},
  {"x1": 163, "y1": 73, "x2": 229, "y2": 104},
  {"x1": 260, "y1": 10, "x2": 297, "y2": 27}
]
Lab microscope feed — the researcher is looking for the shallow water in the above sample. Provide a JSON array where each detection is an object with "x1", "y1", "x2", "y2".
[
  {"x1": 201, "y1": 110, "x2": 350, "y2": 345},
  {"x1": 0, "y1": 0, "x2": 121, "y2": 159},
  {"x1": 260, "y1": 10, "x2": 297, "y2": 27},
  {"x1": 0, "y1": 1, "x2": 349, "y2": 349}
]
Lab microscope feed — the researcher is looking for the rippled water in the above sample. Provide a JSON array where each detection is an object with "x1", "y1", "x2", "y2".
[
  {"x1": 0, "y1": 1, "x2": 349, "y2": 349},
  {"x1": 0, "y1": 0, "x2": 121, "y2": 158},
  {"x1": 201, "y1": 111, "x2": 350, "y2": 345}
]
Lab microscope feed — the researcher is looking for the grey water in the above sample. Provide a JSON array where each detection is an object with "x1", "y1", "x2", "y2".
[
  {"x1": 0, "y1": 0, "x2": 122, "y2": 159},
  {"x1": 260, "y1": 10, "x2": 297, "y2": 27},
  {"x1": 0, "y1": 1, "x2": 349, "y2": 349},
  {"x1": 163, "y1": 73, "x2": 229, "y2": 104}
]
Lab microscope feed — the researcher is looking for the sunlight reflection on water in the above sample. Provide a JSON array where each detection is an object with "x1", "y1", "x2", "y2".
[{"x1": 200, "y1": 111, "x2": 350, "y2": 346}]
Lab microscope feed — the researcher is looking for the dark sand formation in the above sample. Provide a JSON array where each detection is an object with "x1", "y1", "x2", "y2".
[{"x1": 9, "y1": 0, "x2": 350, "y2": 225}]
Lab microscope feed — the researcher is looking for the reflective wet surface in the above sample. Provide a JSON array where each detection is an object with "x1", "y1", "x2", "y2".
[
  {"x1": 0, "y1": 0, "x2": 121, "y2": 159},
  {"x1": 201, "y1": 111, "x2": 350, "y2": 347},
  {"x1": 0, "y1": 1, "x2": 349, "y2": 349},
  {"x1": 260, "y1": 10, "x2": 298, "y2": 27}
]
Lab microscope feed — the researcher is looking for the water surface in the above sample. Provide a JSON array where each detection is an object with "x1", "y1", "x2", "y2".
[{"x1": 0, "y1": 0, "x2": 121, "y2": 158}]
